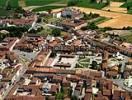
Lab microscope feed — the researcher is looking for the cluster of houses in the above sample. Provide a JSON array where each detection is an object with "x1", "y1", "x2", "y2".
[
  {"x1": 0, "y1": 37, "x2": 28, "y2": 99},
  {"x1": 5, "y1": 65, "x2": 132, "y2": 100},
  {"x1": 0, "y1": 7, "x2": 131, "y2": 100}
]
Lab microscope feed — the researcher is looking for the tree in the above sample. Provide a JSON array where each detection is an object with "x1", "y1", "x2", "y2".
[
  {"x1": 67, "y1": 0, "x2": 78, "y2": 6},
  {"x1": 87, "y1": 22, "x2": 98, "y2": 30},
  {"x1": 51, "y1": 28, "x2": 61, "y2": 37},
  {"x1": 127, "y1": 6, "x2": 130, "y2": 11},
  {"x1": 90, "y1": 0, "x2": 96, "y2": 3},
  {"x1": 71, "y1": 95, "x2": 78, "y2": 100},
  {"x1": 47, "y1": 9, "x2": 52, "y2": 14},
  {"x1": 56, "y1": 92, "x2": 64, "y2": 100},
  {"x1": 106, "y1": 0, "x2": 110, "y2": 6},
  {"x1": 6, "y1": 3, "x2": 12, "y2": 10},
  {"x1": 15, "y1": 7, "x2": 25, "y2": 13},
  {"x1": 68, "y1": 87, "x2": 73, "y2": 97},
  {"x1": 91, "y1": 61, "x2": 98, "y2": 69},
  {"x1": 83, "y1": 80, "x2": 87, "y2": 89}
]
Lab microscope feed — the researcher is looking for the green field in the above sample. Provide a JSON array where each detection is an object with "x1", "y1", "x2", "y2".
[
  {"x1": 0, "y1": 0, "x2": 18, "y2": 8},
  {"x1": 32, "y1": 6, "x2": 65, "y2": 12},
  {"x1": 25, "y1": 0, "x2": 66, "y2": 6},
  {"x1": 76, "y1": 57, "x2": 90, "y2": 68}
]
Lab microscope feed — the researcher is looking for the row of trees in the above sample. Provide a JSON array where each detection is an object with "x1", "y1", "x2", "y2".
[{"x1": 83, "y1": 12, "x2": 100, "y2": 20}]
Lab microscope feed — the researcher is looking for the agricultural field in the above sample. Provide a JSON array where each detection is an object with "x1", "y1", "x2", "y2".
[
  {"x1": 103, "y1": 2, "x2": 127, "y2": 13},
  {"x1": 71, "y1": 7, "x2": 132, "y2": 28}
]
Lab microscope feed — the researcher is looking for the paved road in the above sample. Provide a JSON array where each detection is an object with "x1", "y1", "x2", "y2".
[
  {"x1": 112, "y1": 79, "x2": 132, "y2": 92},
  {"x1": 23, "y1": 3, "x2": 67, "y2": 11},
  {"x1": 14, "y1": 50, "x2": 39, "y2": 62},
  {"x1": 2, "y1": 50, "x2": 35, "y2": 99},
  {"x1": 2, "y1": 61, "x2": 28, "y2": 99}
]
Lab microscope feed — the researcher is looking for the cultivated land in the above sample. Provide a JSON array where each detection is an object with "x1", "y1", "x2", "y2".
[
  {"x1": 22, "y1": 0, "x2": 132, "y2": 28},
  {"x1": 103, "y1": 2, "x2": 127, "y2": 13},
  {"x1": 69, "y1": 7, "x2": 132, "y2": 28},
  {"x1": 53, "y1": 7, "x2": 132, "y2": 28}
]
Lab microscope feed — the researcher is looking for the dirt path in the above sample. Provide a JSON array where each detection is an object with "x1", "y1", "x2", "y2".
[
  {"x1": 19, "y1": 0, "x2": 26, "y2": 7},
  {"x1": 53, "y1": 7, "x2": 132, "y2": 28},
  {"x1": 103, "y1": 2, "x2": 127, "y2": 13}
]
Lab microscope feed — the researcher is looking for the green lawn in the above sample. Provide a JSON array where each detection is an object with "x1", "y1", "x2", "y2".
[
  {"x1": 76, "y1": 0, "x2": 107, "y2": 9},
  {"x1": 76, "y1": 57, "x2": 90, "y2": 68},
  {"x1": 32, "y1": 6, "x2": 65, "y2": 12},
  {"x1": 25, "y1": 0, "x2": 66, "y2": 6}
]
